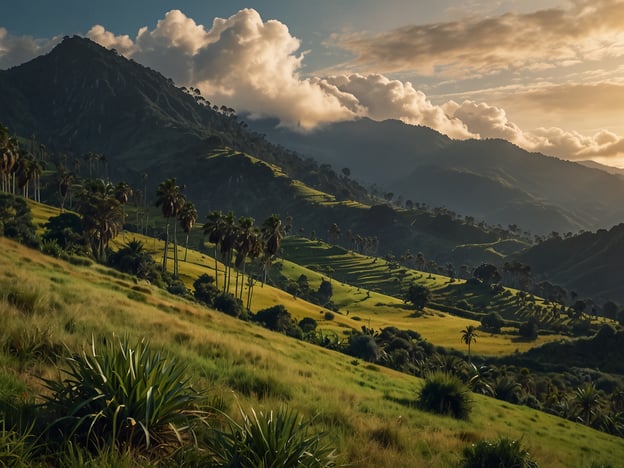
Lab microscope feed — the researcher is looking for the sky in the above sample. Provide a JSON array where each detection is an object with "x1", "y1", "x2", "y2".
[{"x1": 2, "y1": 0, "x2": 624, "y2": 166}]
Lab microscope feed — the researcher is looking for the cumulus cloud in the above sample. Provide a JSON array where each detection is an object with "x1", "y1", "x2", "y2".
[
  {"x1": 0, "y1": 27, "x2": 60, "y2": 69},
  {"x1": 332, "y1": 0, "x2": 624, "y2": 77},
  {"x1": 2, "y1": 7, "x2": 624, "y2": 163},
  {"x1": 443, "y1": 99, "x2": 624, "y2": 160},
  {"x1": 325, "y1": 74, "x2": 473, "y2": 139}
]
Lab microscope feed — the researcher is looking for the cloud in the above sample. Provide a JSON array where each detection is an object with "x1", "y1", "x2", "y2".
[
  {"x1": 444, "y1": 100, "x2": 624, "y2": 160},
  {"x1": 2, "y1": 7, "x2": 624, "y2": 163},
  {"x1": 0, "y1": 27, "x2": 60, "y2": 69},
  {"x1": 325, "y1": 74, "x2": 474, "y2": 139},
  {"x1": 332, "y1": 0, "x2": 624, "y2": 77}
]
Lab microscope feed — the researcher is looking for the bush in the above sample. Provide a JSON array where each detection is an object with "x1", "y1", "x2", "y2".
[
  {"x1": 254, "y1": 305, "x2": 294, "y2": 332},
  {"x1": 299, "y1": 317, "x2": 318, "y2": 334},
  {"x1": 41, "y1": 335, "x2": 207, "y2": 453},
  {"x1": 481, "y1": 311, "x2": 505, "y2": 332},
  {"x1": 0, "y1": 194, "x2": 40, "y2": 248},
  {"x1": 418, "y1": 372, "x2": 472, "y2": 419},
  {"x1": 107, "y1": 240, "x2": 160, "y2": 282},
  {"x1": 213, "y1": 292, "x2": 244, "y2": 318},
  {"x1": 203, "y1": 407, "x2": 336, "y2": 467},
  {"x1": 193, "y1": 274, "x2": 218, "y2": 305},
  {"x1": 518, "y1": 319, "x2": 538, "y2": 339},
  {"x1": 347, "y1": 334, "x2": 381, "y2": 362},
  {"x1": 167, "y1": 279, "x2": 189, "y2": 297},
  {"x1": 461, "y1": 437, "x2": 538, "y2": 467}
]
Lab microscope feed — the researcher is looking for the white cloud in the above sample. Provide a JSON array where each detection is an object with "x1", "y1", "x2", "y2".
[
  {"x1": 2, "y1": 7, "x2": 624, "y2": 163},
  {"x1": 0, "y1": 27, "x2": 59, "y2": 69}
]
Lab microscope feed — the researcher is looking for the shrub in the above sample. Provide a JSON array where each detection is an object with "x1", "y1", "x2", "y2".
[
  {"x1": 347, "y1": 334, "x2": 381, "y2": 362},
  {"x1": 518, "y1": 319, "x2": 538, "y2": 339},
  {"x1": 0, "y1": 194, "x2": 40, "y2": 248},
  {"x1": 299, "y1": 317, "x2": 318, "y2": 334},
  {"x1": 418, "y1": 372, "x2": 472, "y2": 419},
  {"x1": 213, "y1": 292, "x2": 244, "y2": 318},
  {"x1": 481, "y1": 312, "x2": 505, "y2": 332},
  {"x1": 203, "y1": 406, "x2": 336, "y2": 467},
  {"x1": 253, "y1": 305, "x2": 294, "y2": 332},
  {"x1": 193, "y1": 274, "x2": 218, "y2": 305},
  {"x1": 324, "y1": 311, "x2": 335, "y2": 321},
  {"x1": 41, "y1": 335, "x2": 206, "y2": 453},
  {"x1": 461, "y1": 437, "x2": 538, "y2": 467},
  {"x1": 167, "y1": 279, "x2": 189, "y2": 297}
]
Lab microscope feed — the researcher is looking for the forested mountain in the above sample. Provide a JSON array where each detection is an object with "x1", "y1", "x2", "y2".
[
  {"x1": 0, "y1": 36, "x2": 502, "y2": 263},
  {"x1": 248, "y1": 118, "x2": 624, "y2": 234},
  {"x1": 518, "y1": 223, "x2": 624, "y2": 303}
]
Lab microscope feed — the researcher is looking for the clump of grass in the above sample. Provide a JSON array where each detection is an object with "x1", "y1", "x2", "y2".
[
  {"x1": 227, "y1": 368, "x2": 292, "y2": 400},
  {"x1": 41, "y1": 334, "x2": 207, "y2": 455},
  {"x1": 368, "y1": 424, "x2": 404, "y2": 450},
  {"x1": 461, "y1": 437, "x2": 538, "y2": 467},
  {"x1": 0, "y1": 420, "x2": 39, "y2": 468},
  {"x1": 418, "y1": 372, "x2": 472, "y2": 419},
  {"x1": 203, "y1": 406, "x2": 337, "y2": 467}
]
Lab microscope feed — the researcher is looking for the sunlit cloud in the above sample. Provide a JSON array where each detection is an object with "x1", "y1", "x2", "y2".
[
  {"x1": 331, "y1": 0, "x2": 624, "y2": 78},
  {"x1": 2, "y1": 6, "x2": 624, "y2": 163},
  {"x1": 0, "y1": 27, "x2": 60, "y2": 69}
]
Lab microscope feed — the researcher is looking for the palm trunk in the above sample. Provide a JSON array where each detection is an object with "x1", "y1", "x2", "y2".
[
  {"x1": 184, "y1": 233, "x2": 189, "y2": 262},
  {"x1": 162, "y1": 221, "x2": 170, "y2": 273},
  {"x1": 173, "y1": 223, "x2": 179, "y2": 278},
  {"x1": 214, "y1": 245, "x2": 219, "y2": 290}
]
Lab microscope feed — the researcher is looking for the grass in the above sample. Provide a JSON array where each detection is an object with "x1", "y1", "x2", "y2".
[{"x1": 2, "y1": 235, "x2": 624, "y2": 466}]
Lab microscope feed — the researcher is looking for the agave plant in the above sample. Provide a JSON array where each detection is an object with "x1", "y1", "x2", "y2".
[
  {"x1": 204, "y1": 406, "x2": 337, "y2": 467},
  {"x1": 42, "y1": 335, "x2": 206, "y2": 453}
]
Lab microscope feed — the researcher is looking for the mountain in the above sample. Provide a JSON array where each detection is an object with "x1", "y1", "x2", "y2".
[
  {"x1": 577, "y1": 160, "x2": 624, "y2": 177},
  {"x1": 518, "y1": 223, "x2": 624, "y2": 303},
  {"x1": 0, "y1": 36, "x2": 502, "y2": 264},
  {"x1": 248, "y1": 118, "x2": 624, "y2": 234}
]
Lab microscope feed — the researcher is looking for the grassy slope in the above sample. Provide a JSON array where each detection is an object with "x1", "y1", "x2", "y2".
[
  {"x1": 279, "y1": 237, "x2": 567, "y2": 356},
  {"x1": 2, "y1": 236, "x2": 623, "y2": 467},
  {"x1": 0, "y1": 238, "x2": 624, "y2": 466}
]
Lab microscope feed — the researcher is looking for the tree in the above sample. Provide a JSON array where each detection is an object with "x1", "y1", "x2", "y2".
[
  {"x1": 460, "y1": 325, "x2": 478, "y2": 364},
  {"x1": 261, "y1": 214, "x2": 284, "y2": 285},
  {"x1": 203, "y1": 210, "x2": 225, "y2": 290},
  {"x1": 481, "y1": 312, "x2": 505, "y2": 332},
  {"x1": 178, "y1": 201, "x2": 198, "y2": 262},
  {"x1": 474, "y1": 263, "x2": 501, "y2": 285},
  {"x1": 114, "y1": 182, "x2": 133, "y2": 239},
  {"x1": 603, "y1": 301, "x2": 618, "y2": 321},
  {"x1": 155, "y1": 178, "x2": 185, "y2": 277},
  {"x1": 403, "y1": 284, "x2": 431, "y2": 310},
  {"x1": 575, "y1": 383, "x2": 600, "y2": 426},
  {"x1": 77, "y1": 184, "x2": 122, "y2": 261}
]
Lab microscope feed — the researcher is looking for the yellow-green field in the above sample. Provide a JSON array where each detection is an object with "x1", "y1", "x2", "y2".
[{"x1": 1, "y1": 235, "x2": 623, "y2": 466}]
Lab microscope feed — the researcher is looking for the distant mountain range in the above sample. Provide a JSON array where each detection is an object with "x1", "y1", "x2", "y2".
[{"x1": 247, "y1": 118, "x2": 624, "y2": 234}]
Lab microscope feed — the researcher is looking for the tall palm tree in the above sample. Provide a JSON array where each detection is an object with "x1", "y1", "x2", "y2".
[
  {"x1": 261, "y1": 214, "x2": 284, "y2": 286},
  {"x1": 234, "y1": 216, "x2": 257, "y2": 299},
  {"x1": 219, "y1": 212, "x2": 237, "y2": 293},
  {"x1": 57, "y1": 170, "x2": 73, "y2": 212},
  {"x1": 114, "y1": 182, "x2": 133, "y2": 240},
  {"x1": 460, "y1": 325, "x2": 478, "y2": 364},
  {"x1": 178, "y1": 201, "x2": 198, "y2": 262},
  {"x1": 155, "y1": 178, "x2": 185, "y2": 276},
  {"x1": 77, "y1": 185, "x2": 123, "y2": 261},
  {"x1": 203, "y1": 210, "x2": 225, "y2": 290}
]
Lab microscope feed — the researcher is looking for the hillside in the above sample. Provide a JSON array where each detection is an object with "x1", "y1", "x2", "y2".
[
  {"x1": 248, "y1": 118, "x2": 624, "y2": 234},
  {"x1": 0, "y1": 36, "x2": 512, "y2": 267},
  {"x1": 518, "y1": 223, "x2": 624, "y2": 303},
  {"x1": 2, "y1": 233, "x2": 624, "y2": 466}
]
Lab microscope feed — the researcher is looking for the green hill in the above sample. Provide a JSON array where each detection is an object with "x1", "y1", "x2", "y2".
[{"x1": 2, "y1": 234, "x2": 624, "y2": 466}]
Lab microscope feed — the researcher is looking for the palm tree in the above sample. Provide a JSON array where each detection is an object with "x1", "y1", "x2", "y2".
[
  {"x1": 219, "y1": 212, "x2": 237, "y2": 293},
  {"x1": 261, "y1": 214, "x2": 284, "y2": 286},
  {"x1": 155, "y1": 178, "x2": 185, "y2": 277},
  {"x1": 234, "y1": 216, "x2": 258, "y2": 299},
  {"x1": 178, "y1": 201, "x2": 198, "y2": 262},
  {"x1": 57, "y1": 170, "x2": 73, "y2": 212},
  {"x1": 576, "y1": 382, "x2": 600, "y2": 426},
  {"x1": 460, "y1": 325, "x2": 478, "y2": 364},
  {"x1": 77, "y1": 185, "x2": 123, "y2": 261},
  {"x1": 203, "y1": 210, "x2": 225, "y2": 290},
  {"x1": 114, "y1": 182, "x2": 133, "y2": 239}
]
